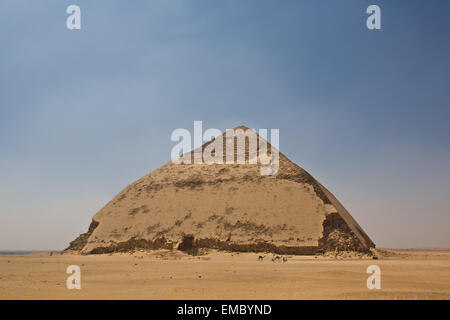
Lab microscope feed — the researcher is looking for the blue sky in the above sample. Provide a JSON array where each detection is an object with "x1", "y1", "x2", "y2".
[{"x1": 1, "y1": 0, "x2": 450, "y2": 250}]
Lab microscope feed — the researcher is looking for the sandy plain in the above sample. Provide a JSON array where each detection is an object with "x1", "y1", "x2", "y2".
[{"x1": 0, "y1": 249, "x2": 449, "y2": 300}]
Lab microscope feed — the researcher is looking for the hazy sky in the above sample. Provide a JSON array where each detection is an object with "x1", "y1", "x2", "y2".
[{"x1": 1, "y1": 0, "x2": 450, "y2": 250}]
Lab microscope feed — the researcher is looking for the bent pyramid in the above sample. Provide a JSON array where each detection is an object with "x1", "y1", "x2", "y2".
[{"x1": 67, "y1": 126, "x2": 374, "y2": 255}]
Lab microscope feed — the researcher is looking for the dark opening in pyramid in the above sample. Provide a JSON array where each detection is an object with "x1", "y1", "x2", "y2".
[{"x1": 66, "y1": 126, "x2": 375, "y2": 255}]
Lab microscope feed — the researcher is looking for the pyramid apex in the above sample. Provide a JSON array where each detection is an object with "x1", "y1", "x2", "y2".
[{"x1": 233, "y1": 125, "x2": 251, "y2": 130}]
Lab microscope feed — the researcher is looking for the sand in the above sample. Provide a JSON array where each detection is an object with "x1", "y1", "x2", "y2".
[{"x1": 1, "y1": 249, "x2": 449, "y2": 300}]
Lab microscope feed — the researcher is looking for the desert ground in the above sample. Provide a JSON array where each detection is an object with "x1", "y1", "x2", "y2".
[{"x1": 0, "y1": 249, "x2": 449, "y2": 300}]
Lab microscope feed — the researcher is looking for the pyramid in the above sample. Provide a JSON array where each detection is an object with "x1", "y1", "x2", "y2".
[{"x1": 66, "y1": 126, "x2": 375, "y2": 255}]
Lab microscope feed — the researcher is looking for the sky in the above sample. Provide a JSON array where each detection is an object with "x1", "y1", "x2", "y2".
[{"x1": 1, "y1": 0, "x2": 450, "y2": 250}]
